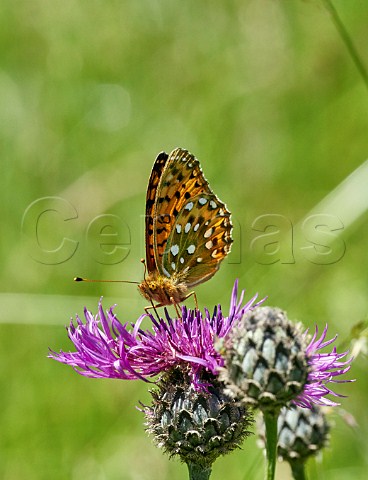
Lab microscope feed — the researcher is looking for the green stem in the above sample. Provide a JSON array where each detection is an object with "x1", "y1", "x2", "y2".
[
  {"x1": 263, "y1": 410, "x2": 279, "y2": 480},
  {"x1": 187, "y1": 462, "x2": 212, "y2": 480},
  {"x1": 290, "y1": 460, "x2": 307, "y2": 480},
  {"x1": 322, "y1": 0, "x2": 368, "y2": 92}
]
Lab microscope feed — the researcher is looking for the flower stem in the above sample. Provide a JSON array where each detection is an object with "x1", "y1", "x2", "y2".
[
  {"x1": 187, "y1": 462, "x2": 212, "y2": 480},
  {"x1": 322, "y1": 0, "x2": 368, "y2": 92},
  {"x1": 263, "y1": 410, "x2": 279, "y2": 480},
  {"x1": 290, "y1": 460, "x2": 307, "y2": 480}
]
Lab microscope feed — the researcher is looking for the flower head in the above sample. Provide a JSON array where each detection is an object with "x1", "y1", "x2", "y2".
[
  {"x1": 145, "y1": 369, "x2": 253, "y2": 469},
  {"x1": 220, "y1": 307, "x2": 309, "y2": 412},
  {"x1": 277, "y1": 404, "x2": 330, "y2": 462},
  {"x1": 257, "y1": 404, "x2": 330, "y2": 463},
  {"x1": 221, "y1": 306, "x2": 354, "y2": 411},
  {"x1": 294, "y1": 325, "x2": 354, "y2": 408},
  {"x1": 50, "y1": 280, "x2": 263, "y2": 389}
]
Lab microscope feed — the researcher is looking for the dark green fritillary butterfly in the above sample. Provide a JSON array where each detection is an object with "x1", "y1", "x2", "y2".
[{"x1": 138, "y1": 148, "x2": 233, "y2": 308}]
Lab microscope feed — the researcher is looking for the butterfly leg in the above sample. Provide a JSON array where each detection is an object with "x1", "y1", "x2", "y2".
[
  {"x1": 169, "y1": 298, "x2": 182, "y2": 318},
  {"x1": 144, "y1": 300, "x2": 161, "y2": 321},
  {"x1": 144, "y1": 300, "x2": 182, "y2": 319},
  {"x1": 182, "y1": 291, "x2": 199, "y2": 310}
]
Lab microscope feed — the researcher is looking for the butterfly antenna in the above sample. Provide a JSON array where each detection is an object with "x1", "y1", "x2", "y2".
[
  {"x1": 140, "y1": 258, "x2": 147, "y2": 281},
  {"x1": 74, "y1": 277, "x2": 140, "y2": 285}
]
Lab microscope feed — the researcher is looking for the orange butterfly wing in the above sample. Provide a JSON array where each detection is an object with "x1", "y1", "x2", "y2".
[
  {"x1": 144, "y1": 151, "x2": 169, "y2": 272},
  {"x1": 150, "y1": 148, "x2": 232, "y2": 283},
  {"x1": 151, "y1": 148, "x2": 212, "y2": 271},
  {"x1": 162, "y1": 193, "x2": 232, "y2": 286}
]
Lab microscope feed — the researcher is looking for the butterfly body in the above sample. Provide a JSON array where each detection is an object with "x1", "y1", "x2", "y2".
[
  {"x1": 138, "y1": 271, "x2": 188, "y2": 306},
  {"x1": 139, "y1": 147, "x2": 232, "y2": 309}
]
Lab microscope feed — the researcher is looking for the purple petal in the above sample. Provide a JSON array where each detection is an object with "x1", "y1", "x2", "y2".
[{"x1": 294, "y1": 325, "x2": 354, "y2": 408}]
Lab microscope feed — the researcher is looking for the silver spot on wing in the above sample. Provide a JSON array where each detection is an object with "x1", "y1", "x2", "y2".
[
  {"x1": 170, "y1": 245, "x2": 179, "y2": 256},
  {"x1": 204, "y1": 228, "x2": 213, "y2": 238},
  {"x1": 187, "y1": 244, "x2": 195, "y2": 254}
]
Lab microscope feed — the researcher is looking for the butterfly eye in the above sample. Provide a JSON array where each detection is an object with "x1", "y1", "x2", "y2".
[{"x1": 149, "y1": 282, "x2": 157, "y2": 291}]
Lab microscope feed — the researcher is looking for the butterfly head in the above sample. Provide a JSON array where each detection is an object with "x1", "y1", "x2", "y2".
[{"x1": 138, "y1": 272, "x2": 188, "y2": 307}]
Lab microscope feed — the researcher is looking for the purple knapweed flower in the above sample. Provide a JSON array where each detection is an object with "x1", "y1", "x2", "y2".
[
  {"x1": 50, "y1": 280, "x2": 264, "y2": 389},
  {"x1": 221, "y1": 306, "x2": 353, "y2": 411},
  {"x1": 294, "y1": 325, "x2": 354, "y2": 408}
]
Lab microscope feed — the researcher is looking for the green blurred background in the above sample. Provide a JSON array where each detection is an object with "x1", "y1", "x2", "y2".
[{"x1": 1, "y1": 0, "x2": 367, "y2": 478}]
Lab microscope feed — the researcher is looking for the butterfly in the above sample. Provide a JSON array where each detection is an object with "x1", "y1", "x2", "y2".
[{"x1": 138, "y1": 147, "x2": 233, "y2": 309}]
